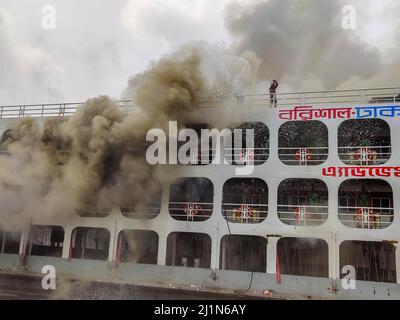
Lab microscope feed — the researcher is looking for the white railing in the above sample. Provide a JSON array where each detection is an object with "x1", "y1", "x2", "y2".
[
  {"x1": 199, "y1": 86, "x2": 400, "y2": 108},
  {"x1": 0, "y1": 100, "x2": 134, "y2": 118},
  {"x1": 2, "y1": 86, "x2": 400, "y2": 118},
  {"x1": 75, "y1": 207, "x2": 112, "y2": 217},
  {"x1": 222, "y1": 202, "x2": 268, "y2": 223},
  {"x1": 120, "y1": 203, "x2": 161, "y2": 219},
  {"x1": 223, "y1": 147, "x2": 269, "y2": 165},
  {"x1": 278, "y1": 205, "x2": 329, "y2": 226},
  {"x1": 339, "y1": 206, "x2": 394, "y2": 229},
  {"x1": 278, "y1": 147, "x2": 329, "y2": 165},
  {"x1": 338, "y1": 146, "x2": 391, "y2": 165}
]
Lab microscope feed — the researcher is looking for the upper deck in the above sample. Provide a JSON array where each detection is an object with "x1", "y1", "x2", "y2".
[{"x1": 0, "y1": 86, "x2": 399, "y2": 118}]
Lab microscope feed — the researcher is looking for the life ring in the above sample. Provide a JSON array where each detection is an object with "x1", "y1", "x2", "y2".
[
  {"x1": 234, "y1": 204, "x2": 254, "y2": 222},
  {"x1": 354, "y1": 148, "x2": 376, "y2": 161},
  {"x1": 354, "y1": 208, "x2": 375, "y2": 226},
  {"x1": 184, "y1": 203, "x2": 203, "y2": 220},
  {"x1": 239, "y1": 149, "x2": 255, "y2": 163},
  {"x1": 295, "y1": 148, "x2": 311, "y2": 162}
]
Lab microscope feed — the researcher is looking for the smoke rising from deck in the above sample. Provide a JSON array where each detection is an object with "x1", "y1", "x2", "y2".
[
  {"x1": 0, "y1": 48, "x2": 207, "y2": 229},
  {"x1": 224, "y1": 0, "x2": 385, "y2": 90}
]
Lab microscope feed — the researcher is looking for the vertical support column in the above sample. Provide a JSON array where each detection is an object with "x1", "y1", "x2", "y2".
[
  {"x1": 266, "y1": 237, "x2": 279, "y2": 274},
  {"x1": 210, "y1": 141, "x2": 224, "y2": 271},
  {"x1": 157, "y1": 182, "x2": 170, "y2": 266},
  {"x1": 210, "y1": 227, "x2": 220, "y2": 270},
  {"x1": 157, "y1": 232, "x2": 167, "y2": 266},
  {"x1": 62, "y1": 226, "x2": 72, "y2": 259},
  {"x1": 327, "y1": 180, "x2": 340, "y2": 279},
  {"x1": 108, "y1": 216, "x2": 118, "y2": 262},
  {"x1": 329, "y1": 233, "x2": 340, "y2": 279},
  {"x1": 18, "y1": 228, "x2": 28, "y2": 256},
  {"x1": 267, "y1": 179, "x2": 279, "y2": 224}
]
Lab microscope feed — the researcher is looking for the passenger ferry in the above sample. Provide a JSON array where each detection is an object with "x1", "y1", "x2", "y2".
[{"x1": 0, "y1": 86, "x2": 400, "y2": 299}]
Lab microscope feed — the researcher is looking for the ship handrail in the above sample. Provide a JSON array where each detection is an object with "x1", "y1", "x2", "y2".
[
  {"x1": 339, "y1": 206, "x2": 394, "y2": 211},
  {"x1": 223, "y1": 209, "x2": 268, "y2": 214},
  {"x1": 1, "y1": 86, "x2": 400, "y2": 118},
  {"x1": 278, "y1": 146, "x2": 328, "y2": 150},
  {"x1": 279, "y1": 217, "x2": 328, "y2": 223},
  {"x1": 338, "y1": 145, "x2": 391, "y2": 149},
  {"x1": 224, "y1": 147, "x2": 269, "y2": 150},
  {"x1": 222, "y1": 202, "x2": 268, "y2": 207},
  {"x1": 278, "y1": 204, "x2": 329, "y2": 209}
]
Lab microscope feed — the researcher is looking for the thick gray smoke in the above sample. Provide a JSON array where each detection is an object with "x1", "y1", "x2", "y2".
[
  {"x1": 225, "y1": 0, "x2": 384, "y2": 89},
  {"x1": 0, "y1": 48, "x2": 207, "y2": 229}
]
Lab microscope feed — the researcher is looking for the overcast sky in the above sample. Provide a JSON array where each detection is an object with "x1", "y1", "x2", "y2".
[{"x1": 0, "y1": 0, "x2": 398, "y2": 105}]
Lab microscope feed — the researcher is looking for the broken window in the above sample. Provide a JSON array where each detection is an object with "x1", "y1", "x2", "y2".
[
  {"x1": 169, "y1": 178, "x2": 213, "y2": 221},
  {"x1": 0, "y1": 230, "x2": 21, "y2": 254},
  {"x1": 224, "y1": 122, "x2": 269, "y2": 166},
  {"x1": 28, "y1": 225, "x2": 64, "y2": 257},
  {"x1": 220, "y1": 235, "x2": 266, "y2": 273},
  {"x1": 278, "y1": 179, "x2": 328, "y2": 226},
  {"x1": 222, "y1": 178, "x2": 268, "y2": 223},
  {"x1": 121, "y1": 189, "x2": 161, "y2": 219},
  {"x1": 117, "y1": 230, "x2": 158, "y2": 264},
  {"x1": 70, "y1": 227, "x2": 110, "y2": 260},
  {"x1": 166, "y1": 232, "x2": 211, "y2": 268},
  {"x1": 279, "y1": 121, "x2": 328, "y2": 165},
  {"x1": 339, "y1": 179, "x2": 393, "y2": 229},
  {"x1": 277, "y1": 237, "x2": 329, "y2": 278},
  {"x1": 338, "y1": 119, "x2": 391, "y2": 165},
  {"x1": 340, "y1": 240, "x2": 396, "y2": 283}
]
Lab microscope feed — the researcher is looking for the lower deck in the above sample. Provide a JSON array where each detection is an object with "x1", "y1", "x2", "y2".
[{"x1": 0, "y1": 254, "x2": 399, "y2": 299}]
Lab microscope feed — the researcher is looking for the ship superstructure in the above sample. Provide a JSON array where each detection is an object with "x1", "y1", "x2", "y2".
[{"x1": 1, "y1": 87, "x2": 400, "y2": 299}]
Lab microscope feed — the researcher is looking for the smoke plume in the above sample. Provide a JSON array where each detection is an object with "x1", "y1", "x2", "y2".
[
  {"x1": 0, "y1": 48, "x2": 207, "y2": 229},
  {"x1": 225, "y1": 0, "x2": 384, "y2": 90}
]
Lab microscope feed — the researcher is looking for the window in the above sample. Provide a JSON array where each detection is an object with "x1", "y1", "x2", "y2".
[
  {"x1": 222, "y1": 178, "x2": 268, "y2": 223},
  {"x1": 166, "y1": 232, "x2": 211, "y2": 268},
  {"x1": 220, "y1": 235, "x2": 266, "y2": 273},
  {"x1": 224, "y1": 122, "x2": 269, "y2": 166},
  {"x1": 76, "y1": 206, "x2": 112, "y2": 218},
  {"x1": 338, "y1": 119, "x2": 391, "y2": 165},
  {"x1": 340, "y1": 240, "x2": 396, "y2": 283},
  {"x1": 121, "y1": 189, "x2": 161, "y2": 219},
  {"x1": 117, "y1": 230, "x2": 158, "y2": 264},
  {"x1": 70, "y1": 227, "x2": 110, "y2": 260},
  {"x1": 29, "y1": 225, "x2": 64, "y2": 257},
  {"x1": 279, "y1": 121, "x2": 328, "y2": 165},
  {"x1": 278, "y1": 179, "x2": 328, "y2": 226},
  {"x1": 169, "y1": 178, "x2": 213, "y2": 221},
  {"x1": 277, "y1": 238, "x2": 329, "y2": 278},
  {"x1": 0, "y1": 230, "x2": 21, "y2": 254},
  {"x1": 338, "y1": 179, "x2": 393, "y2": 229},
  {"x1": 178, "y1": 123, "x2": 215, "y2": 165}
]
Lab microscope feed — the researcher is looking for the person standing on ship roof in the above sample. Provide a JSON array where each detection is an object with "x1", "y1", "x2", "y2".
[{"x1": 269, "y1": 80, "x2": 279, "y2": 108}]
